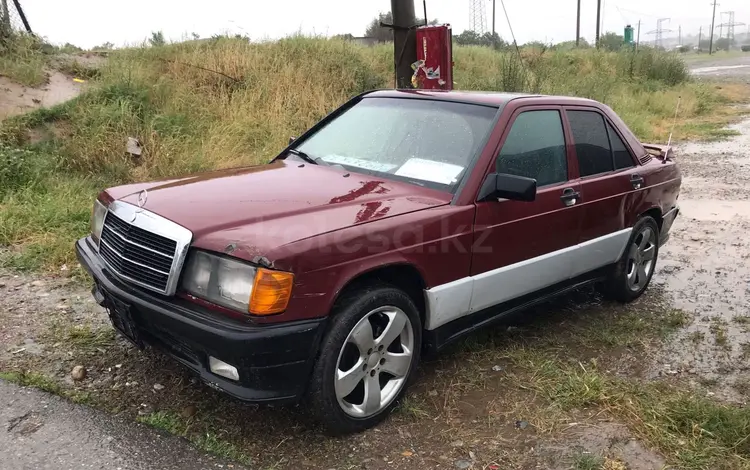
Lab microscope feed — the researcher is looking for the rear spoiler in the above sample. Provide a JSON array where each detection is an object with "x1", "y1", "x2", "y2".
[{"x1": 642, "y1": 143, "x2": 674, "y2": 162}]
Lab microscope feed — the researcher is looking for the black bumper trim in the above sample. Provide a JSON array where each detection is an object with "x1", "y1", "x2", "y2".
[{"x1": 76, "y1": 237, "x2": 326, "y2": 404}]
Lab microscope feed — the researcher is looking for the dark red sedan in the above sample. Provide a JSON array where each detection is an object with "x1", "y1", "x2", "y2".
[{"x1": 76, "y1": 90, "x2": 681, "y2": 434}]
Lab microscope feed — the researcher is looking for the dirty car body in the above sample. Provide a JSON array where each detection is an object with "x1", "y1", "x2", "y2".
[{"x1": 76, "y1": 90, "x2": 681, "y2": 433}]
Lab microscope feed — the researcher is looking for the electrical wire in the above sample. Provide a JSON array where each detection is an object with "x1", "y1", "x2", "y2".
[{"x1": 499, "y1": 0, "x2": 521, "y2": 57}]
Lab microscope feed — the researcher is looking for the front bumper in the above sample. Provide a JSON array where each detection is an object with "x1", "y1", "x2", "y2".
[{"x1": 76, "y1": 237, "x2": 325, "y2": 404}]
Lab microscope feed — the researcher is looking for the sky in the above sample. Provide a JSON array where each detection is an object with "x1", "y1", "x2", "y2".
[{"x1": 22, "y1": 0, "x2": 750, "y2": 49}]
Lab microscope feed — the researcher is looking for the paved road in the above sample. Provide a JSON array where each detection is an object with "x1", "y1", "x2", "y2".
[
  {"x1": 689, "y1": 54, "x2": 750, "y2": 81},
  {"x1": 0, "y1": 380, "x2": 247, "y2": 470}
]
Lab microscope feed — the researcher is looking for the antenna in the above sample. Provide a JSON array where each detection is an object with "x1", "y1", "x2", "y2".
[{"x1": 665, "y1": 96, "x2": 681, "y2": 160}]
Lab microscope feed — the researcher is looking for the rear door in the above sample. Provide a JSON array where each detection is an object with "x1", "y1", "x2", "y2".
[
  {"x1": 470, "y1": 107, "x2": 584, "y2": 312},
  {"x1": 564, "y1": 107, "x2": 639, "y2": 277}
]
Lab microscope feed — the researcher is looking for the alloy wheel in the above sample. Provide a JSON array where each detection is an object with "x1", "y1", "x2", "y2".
[
  {"x1": 626, "y1": 226, "x2": 657, "y2": 292},
  {"x1": 334, "y1": 306, "x2": 414, "y2": 418}
]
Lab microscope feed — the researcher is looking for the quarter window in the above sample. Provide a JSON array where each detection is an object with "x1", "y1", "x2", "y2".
[
  {"x1": 495, "y1": 110, "x2": 567, "y2": 187},
  {"x1": 568, "y1": 110, "x2": 614, "y2": 176},
  {"x1": 609, "y1": 123, "x2": 635, "y2": 169}
]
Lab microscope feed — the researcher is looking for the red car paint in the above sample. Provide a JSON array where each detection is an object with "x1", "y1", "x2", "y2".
[{"x1": 100, "y1": 91, "x2": 681, "y2": 325}]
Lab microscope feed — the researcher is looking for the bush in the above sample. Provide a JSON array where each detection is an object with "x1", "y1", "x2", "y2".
[{"x1": 742, "y1": 45, "x2": 750, "y2": 52}]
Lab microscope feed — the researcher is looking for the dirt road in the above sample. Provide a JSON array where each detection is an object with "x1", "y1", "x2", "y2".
[{"x1": 654, "y1": 114, "x2": 750, "y2": 400}]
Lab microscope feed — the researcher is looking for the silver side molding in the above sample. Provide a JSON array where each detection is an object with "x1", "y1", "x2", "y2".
[{"x1": 424, "y1": 228, "x2": 632, "y2": 330}]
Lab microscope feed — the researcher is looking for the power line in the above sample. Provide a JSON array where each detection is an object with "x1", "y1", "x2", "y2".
[{"x1": 499, "y1": 0, "x2": 520, "y2": 56}]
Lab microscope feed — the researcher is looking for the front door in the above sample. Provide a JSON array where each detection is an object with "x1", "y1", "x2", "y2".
[{"x1": 470, "y1": 107, "x2": 584, "y2": 312}]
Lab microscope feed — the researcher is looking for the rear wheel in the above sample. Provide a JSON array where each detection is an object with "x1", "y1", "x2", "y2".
[
  {"x1": 602, "y1": 216, "x2": 659, "y2": 302},
  {"x1": 309, "y1": 285, "x2": 421, "y2": 435}
]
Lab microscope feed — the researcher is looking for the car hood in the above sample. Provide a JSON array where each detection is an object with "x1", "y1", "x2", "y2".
[{"x1": 107, "y1": 160, "x2": 451, "y2": 259}]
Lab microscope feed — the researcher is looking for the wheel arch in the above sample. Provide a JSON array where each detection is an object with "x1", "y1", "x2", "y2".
[
  {"x1": 639, "y1": 206, "x2": 663, "y2": 232},
  {"x1": 330, "y1": 263, "x2": 427, "y2": 326}
]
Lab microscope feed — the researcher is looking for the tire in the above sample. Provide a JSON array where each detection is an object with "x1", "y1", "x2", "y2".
[
  {"x1": 602, "y1": 216, "x2": 660, "y2": 303},
  {"x1": 309, "y1": 284, "x2": 422, "y2": 435}
]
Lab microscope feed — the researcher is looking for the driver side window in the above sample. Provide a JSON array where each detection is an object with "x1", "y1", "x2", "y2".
[{"x1": 495, "y1": 110, "x2": 568, "y2": 187}]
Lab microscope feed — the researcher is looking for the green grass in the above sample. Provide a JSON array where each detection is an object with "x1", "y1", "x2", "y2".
[
  {"x1": 0, "y1": 370, "x2": 61, "y2": 393},
  {"x1": 137, "y1": 410, "x2": 187, "y2": 435},
  {"x1": 572, "y1": 453, "x2": 605, "y2": 470},
  {"x1": 0, "y1": 33, "x2": 48, "y2": 87},
  {"x1": 138, "y1": 411, "x2": 253, "y2": 464},
  {"x1": 518, "y1": 355, "x2": 750, "y2": 469}
]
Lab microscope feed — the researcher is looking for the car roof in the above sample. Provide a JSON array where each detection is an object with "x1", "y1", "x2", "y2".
[
  {"x1": 363, "y1": 89, "x2": 600, "y2": 107},
  {"x1": 363, "y1": 89, "x2": 647, "y2": 158}
]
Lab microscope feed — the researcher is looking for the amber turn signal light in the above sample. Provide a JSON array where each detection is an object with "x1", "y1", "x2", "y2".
[{"x1": 249, "y1": 268, "x2": 294, "y2": 315}]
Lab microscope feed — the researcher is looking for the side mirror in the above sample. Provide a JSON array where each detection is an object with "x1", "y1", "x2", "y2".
[
  {"x1": 478, "y1": 173, "x2": 537, "y2": 202},
  {"x1": 289, "y1": 136, "x2": 296, "y2": 144}
]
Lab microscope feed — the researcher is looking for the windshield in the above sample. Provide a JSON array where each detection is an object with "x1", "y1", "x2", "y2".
[{"x1": 295, "y1": 97, "x2": 498, "y2": 191}]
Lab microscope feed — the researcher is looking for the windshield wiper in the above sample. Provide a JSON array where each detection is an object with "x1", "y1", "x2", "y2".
[{"x1": 287, "y1": 148, "x2": 325, "y2": 166}]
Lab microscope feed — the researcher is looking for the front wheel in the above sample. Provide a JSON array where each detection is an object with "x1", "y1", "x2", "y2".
[
  {"x1": 602, "y1": 216, "x2": 660, "y2": 302},
  {"x1": 308, "y1": 285, "x2": 422, "y2": 435}
]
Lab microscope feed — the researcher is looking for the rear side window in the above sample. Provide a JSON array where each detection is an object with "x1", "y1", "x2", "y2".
[
  {"x1": 495, "y1": 110, "x2": 567, "y2": 187},
  {"x1": 568, "y1": 111, "x2": 613, "y2": 176},
  {"x1": 609, "y1": 123, "x2": 635, "y2": 169}
]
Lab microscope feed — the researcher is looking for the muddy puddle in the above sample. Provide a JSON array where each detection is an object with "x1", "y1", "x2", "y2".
[{"x1": 651, "y1": 116, "x2": 750, "y2": 402}]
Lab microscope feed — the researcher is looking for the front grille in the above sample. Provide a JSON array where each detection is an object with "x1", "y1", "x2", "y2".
[{"x1": 99, "y1": 211, "x2": 178, "y2": 293}]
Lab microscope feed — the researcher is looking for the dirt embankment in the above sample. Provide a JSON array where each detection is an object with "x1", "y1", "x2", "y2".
[
  {"x1": 0, "y1": 54, "x2": 106, "y2": 122},
  {"x1": 0, "y1": 72, "x2": 81, "y2": 122}
]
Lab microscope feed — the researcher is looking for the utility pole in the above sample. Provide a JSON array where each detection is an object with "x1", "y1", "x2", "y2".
[
  {"x1": 576, "y1": 0, "x2": 581, "y2": 46},
  {"x1": 390, "y1": 0, "x2": 418, "y2": 89},
  {"x1": 491, "y1": 0, "x2": 496, "y2": 47},
  {"x1": 595, "y1": 0, "x2": 602, "y2": 47},
  {"x1": 698, "y1": 26, "x2": 702, "y2": 49},
  {"x1": 678, "y1": 25, "x2": 682, "y2": 45},
  {"x1": 636, "y1": 20, "x2": 641, "y2": 51},
  {"x1": 709, "y1": 0, "x2": 718, "y2": 55}
]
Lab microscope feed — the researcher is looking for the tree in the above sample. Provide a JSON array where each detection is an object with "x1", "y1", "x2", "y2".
[
  {"x1": 598, "y1": 32, "x2": 624, "y2": 51},
  {"x1": 454, "y1": 30, "x2": 505, "y2": 48},
  {"x1": 149, "y1": 31, "x2": 166, "y2": 47},
  {"x1": 364, "y1": 12, "x2": 439, "y2": 42},
  {"x1": 93, "y1": 41, "x2": 114, "y2": 50},
  {"x1": 554, "y1": 38, "x2": 591, "y2": 50}
]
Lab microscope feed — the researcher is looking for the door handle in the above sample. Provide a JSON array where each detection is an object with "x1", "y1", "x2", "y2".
[
  {"x1": 560, "y1": 188, "x2": 580, "y2": 207},
  {"x1": 630, "y1": 174, "x2": 644, "y2": 189}
]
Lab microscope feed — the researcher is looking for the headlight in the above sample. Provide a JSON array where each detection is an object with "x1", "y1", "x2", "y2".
[
  {"x1": 181, "y1": 251, "x2": 294, "y2": 315},
  {"x1": 91, "y1": 199, "x2": 108, "y2": 243}
]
